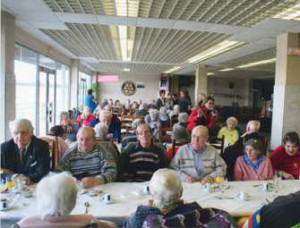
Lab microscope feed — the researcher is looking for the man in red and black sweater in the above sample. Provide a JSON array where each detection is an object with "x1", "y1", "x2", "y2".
[{"x1": 119, "y1": 124, "x2": 168, "y2": 182}]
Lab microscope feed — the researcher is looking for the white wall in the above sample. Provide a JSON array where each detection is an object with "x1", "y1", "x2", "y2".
[
  {"x1": 98, "y1": 72, "x2": 160, "y2": 103},
  {"x1": 208, "y1": 77, "x2": 249, "y2": 106}
]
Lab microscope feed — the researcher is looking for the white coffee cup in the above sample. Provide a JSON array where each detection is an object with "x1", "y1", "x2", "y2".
[
  {"x1": 0, "y1": 198, "x2": 9, "y2": 210},
  {"x1": 103, "y1": 193, "x2": 111, "y2": 203},
  {"x1": 143, "y1": 185, "x2": 150, "y2": 195},
  {"x1": 204, "y1": 183, "x2": 213, "y2": 192}
]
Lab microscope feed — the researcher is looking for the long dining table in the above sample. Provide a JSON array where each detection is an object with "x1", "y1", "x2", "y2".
[{"x1": 1, "y1": 180, "x2": 300, "y2": 227}]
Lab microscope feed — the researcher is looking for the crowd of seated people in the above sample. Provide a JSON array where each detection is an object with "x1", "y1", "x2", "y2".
[{"x1": 1, "y1": 89, "x2": 300, "y2": 228}]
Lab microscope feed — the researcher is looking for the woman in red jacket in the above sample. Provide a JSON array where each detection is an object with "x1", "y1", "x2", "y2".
[{"x1": 187, "y1": 96, "x2": 217, "y2": 130}]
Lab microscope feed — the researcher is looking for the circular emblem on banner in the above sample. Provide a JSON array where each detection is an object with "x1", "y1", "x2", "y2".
[{"x1": 121, "y1": 81, "x2": 136, "y2": 96}]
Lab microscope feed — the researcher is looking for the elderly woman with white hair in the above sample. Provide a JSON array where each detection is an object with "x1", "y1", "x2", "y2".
[
  {"x1": 16, "y1": 172, "x2": 116, "y2": 228},
  {"x1": 222, "y1": 120, "x2": 266, "y2": 180},
  {"x1": 217, "y1": 116, "x2": 240, "y2": 147},
  {"x1": 125, "y1": 168, "x2": 235, "y2": 228},
  {"x1": 1, "y1": 118, "x2": 50, "y2": 184}
]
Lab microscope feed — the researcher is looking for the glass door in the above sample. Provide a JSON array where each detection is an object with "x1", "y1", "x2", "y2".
[{"x1": 38, "y1": 67, "x2": 56, "y2": 135}]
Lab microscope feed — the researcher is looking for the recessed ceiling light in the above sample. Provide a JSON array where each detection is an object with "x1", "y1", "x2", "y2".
[{"x1": 123, "y1": 68, "x2": 130, "y2": 72}]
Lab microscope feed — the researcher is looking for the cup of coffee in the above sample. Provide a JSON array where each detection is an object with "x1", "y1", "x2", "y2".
[
  {"x1": 143, "y1": 185, "x2": 150, "y2": 195},
  {"x1": 204, "y1": 183, "x2": 213, "y2": 192},
  {"x1": 103, "y1": 194, "x2": 111, "y2": 203},
  {"x1": 0, "y1": 198, "x2": 8, "y2": 210}
]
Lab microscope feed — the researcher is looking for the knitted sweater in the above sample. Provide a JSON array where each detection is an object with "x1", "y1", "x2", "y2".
[
  {"x1": 170, "y1": 144, "x2": 227, "y2": 181},
  {"x1": 59, "y1": 143, "x2": 117, "y2": 183}
]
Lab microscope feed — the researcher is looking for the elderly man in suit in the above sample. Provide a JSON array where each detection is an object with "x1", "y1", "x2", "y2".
[{"x1": 1, "y1": 118, "x2": 50, "y2": 184}]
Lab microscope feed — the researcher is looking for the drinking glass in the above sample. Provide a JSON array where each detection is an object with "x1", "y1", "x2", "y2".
[{"x1": 273, "y1": 171, "x2": 281, "y2": 193}]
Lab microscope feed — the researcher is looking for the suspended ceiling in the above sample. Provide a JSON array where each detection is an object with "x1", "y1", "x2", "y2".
[{"x1": 2, "y1": 0, "x2": 300, "y2": 77}]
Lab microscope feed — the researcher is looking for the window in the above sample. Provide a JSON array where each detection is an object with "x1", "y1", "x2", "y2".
[
  {"x1": 56, "y1": 63, "x2": 70, "y2": 125},
  {"x1": 14, "y1": 44, "x2": 38, "y2": 130},
  {"x1": 14, "y1": 44, "x2": 70, "y2": 135},
  {"x1": 79, "y1": 71, "x2": 92, "y2": 109}
]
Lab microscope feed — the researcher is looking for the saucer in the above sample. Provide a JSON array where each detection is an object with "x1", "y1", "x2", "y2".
[
  {"x1": 0, "y1": 205, "x2": 13, "y2": 211},
  {"x1": 236, "y1": 194, "x2": 251, "y2": 201},
  {"x1": 87, "y1": 190, "x2": 97, "y2": 197}
]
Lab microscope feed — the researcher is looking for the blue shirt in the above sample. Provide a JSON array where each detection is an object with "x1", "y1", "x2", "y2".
[
  {"x1": 85, "y1": 94, "x2": 97, "y2": 113},
  {"x1": 188, "y1": 143, "x2": 205, "y2": 177}
]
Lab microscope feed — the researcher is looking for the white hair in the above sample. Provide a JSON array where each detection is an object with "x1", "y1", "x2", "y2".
[
  {"x1": 191, "y1": 125, "x2": 209, "y2": 137},
  {"x1": 247, "y1": 120, "x2": 260, "y2": 132},
  {"x1": 77, "y1": 126, "x2": 96, "y2": 140},
  {"x1": 36, "y1": 172, "x2": 77, "y2": 218},
  {"x1": 226, "y1": 116, "x2": 238, "y2": 126},
  {"x1": 9, "y1": 118, "x2": 34, "y2": 133},
  {"x1": 100, "y1": 110, "x2": 112, "y2": 121},
  {"x1": 149, "y1": 169, "x2": 183, "y2": 208},
  {"x1": 94, "y1": 123, "x2": 109, "y2": 139}
]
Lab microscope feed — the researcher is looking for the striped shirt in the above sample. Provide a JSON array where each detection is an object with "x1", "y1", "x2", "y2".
[
  {"x1": 59, "y1": 143, "x2": 117, "y2": 183},
  {"x1": 119, "y1": 143, "x2": 168, "y2": 182}
]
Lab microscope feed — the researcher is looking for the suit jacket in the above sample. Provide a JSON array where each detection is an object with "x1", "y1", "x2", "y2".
[{"x1": 1, "y1": 136, "x2": 50, "y2": 182}]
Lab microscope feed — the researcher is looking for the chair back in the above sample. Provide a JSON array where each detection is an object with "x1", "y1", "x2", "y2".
[
  {"x1": 39, "y1": 136, "x2": 59, "y2": 170},
  {"x1": 209, "y1": 135, "x2": 225, "y2": 155},
  {"x1": 158, "y1": 126, "x2": 172, "y2": 143},
  {"x1": 120, "y1": 114, "x2": 134, "y2": 134},
  {"x1": 171, "y1": 139, "x2": 188, "y2": 158}
]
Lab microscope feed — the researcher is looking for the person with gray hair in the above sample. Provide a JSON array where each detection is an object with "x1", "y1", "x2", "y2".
[
  {"x1": 217, "y1": 116, "x2": 239, "y2": 147},
  {"x1": 222, "y1": 120, "x2": 265, "y2": 180},
  {"x1": 16, "y1": 172, "x2": 116, "y2": 227},
  {"x1": 1, "y1": 118, "x2": 50, "y2": 184},
  {"x1": 125, "y1": 168, "x2": 235, "y2": 228},
  {"x1": 60, "y1": 111, "x2": 79, "y2": 142},
  {"x1": 59, "y1": 127, "x2": 117, "y2": 188},
  {"x1": 166, "y1": 113, "x2": 190, "y2": 160},
  {"x1": 145, "y1": 109, "x2": 160, "y2": 139},
  {"x1": 90, "y1": 109, "x2": 121, "y2": 143},
  {"x1": 94, "y1": 123, "x2": 109, "y2": 140},
  {"x1": 234, "y1": 138, "x2": 273, "y2": 181},
  {"x1": 94, "y1": 123, "x2": 120, "y2": 164},
  {"x1": 121, "y1": 118, "x2": 145, "y2": 151},
  {"x1": 171, "y1": 126, "x2": 227, "y2": 184}
]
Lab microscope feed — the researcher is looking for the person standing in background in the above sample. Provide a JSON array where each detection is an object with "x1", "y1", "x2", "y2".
[{"x1": 85, "y1": 89, "x2": 97, "y2": 113}]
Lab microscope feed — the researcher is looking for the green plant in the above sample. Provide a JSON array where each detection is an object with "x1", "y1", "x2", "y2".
[{"x1": 90, "y1": 82, "x2": 98, "y2": 94}]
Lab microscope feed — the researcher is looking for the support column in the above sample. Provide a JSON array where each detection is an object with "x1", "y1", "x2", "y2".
[
  {"x1": 271, "y1": 33, "x2": 300, "y2": 149},
  {"x1": 195, "y1": 64, "x2": 207, "y2": 104},
  {"x1": 1, "y1": 12, "x2": 16, "y2": 140},
  {"x1": 70, "y1": 59, "x2": 79, "y2": 109}
]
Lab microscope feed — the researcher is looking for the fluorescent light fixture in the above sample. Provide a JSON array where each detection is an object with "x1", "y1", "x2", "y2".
[
  {"x1": 164, "y1": 66, "x2": 183, "y2": 74},
  {"x1": 114, "y1": 0, "x2": 139, "y2": 61},
  {"x1": 187, "y1": 40, "x2": 245, "y2": 63},
  {"x1": 207, "y1": 72, "x2": 214, "y2": 76},
  {"x1": 219, "y1": 68, "x2": 235, "y2": 72},
  {"x1": 273, "y1": 2, "x2": 300, "y2": 20},
  {"x1": 237, "y1": 58, "x2": 276, "y2": 69},
  {"x1": 123, "y1": 68, "x2": 130, "y2": 72}
]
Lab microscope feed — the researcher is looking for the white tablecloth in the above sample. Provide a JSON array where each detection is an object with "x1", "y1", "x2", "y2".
[{"x1": 1, "y1": 180, "x2": 300, "y2": 221}]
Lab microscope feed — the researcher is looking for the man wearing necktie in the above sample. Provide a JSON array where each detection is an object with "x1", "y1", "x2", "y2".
[{"x1": 1, "y1": 118, "x2": 50, "y2": 184}]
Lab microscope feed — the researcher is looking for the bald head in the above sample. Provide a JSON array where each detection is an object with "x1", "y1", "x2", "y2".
[
  {"x1": 77, "y1": 127, "x2": 96, "y2": 153},
  {"x1": 191, "y1": 126, "x2": 209, "y2": 152}
]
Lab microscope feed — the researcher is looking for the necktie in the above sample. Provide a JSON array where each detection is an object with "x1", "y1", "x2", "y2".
[{"x1": 19, "y1": 148, "x2": 26, "y2": 162}]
